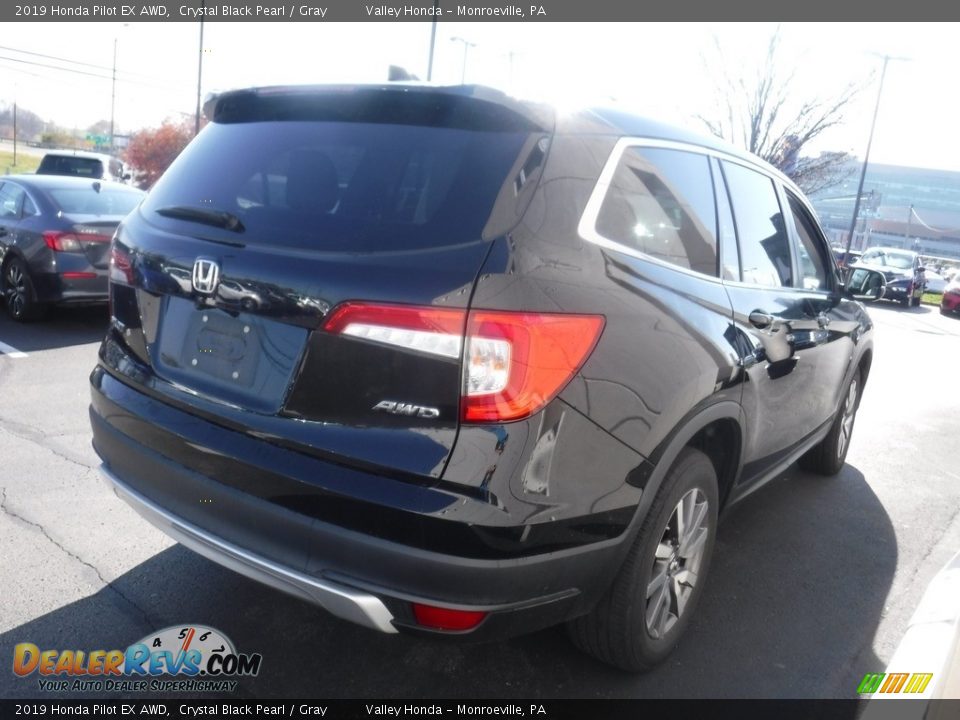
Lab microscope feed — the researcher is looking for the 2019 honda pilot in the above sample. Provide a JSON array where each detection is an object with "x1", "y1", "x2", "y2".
[{"x1": 89, "y1": 84, "x2": 874, "y2": 671}]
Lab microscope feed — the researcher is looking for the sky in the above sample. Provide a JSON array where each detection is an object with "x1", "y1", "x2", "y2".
[{"x1": 2, "y1": 21, "x2": 959, "y2": 172}]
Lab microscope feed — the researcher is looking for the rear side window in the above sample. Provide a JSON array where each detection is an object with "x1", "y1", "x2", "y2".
[
  {"x1": 595, "y1": 147, "x2": 718, "y2": 276},
  {"x1": 0, "y1": 183, "x2": 25, "y2": 219},
  {"x1": 142, "y1": 120, "x2": 530, "y2": 252},
  {"x1": 721, "y1": 161, "x2": 791, "y2": 288},
  {"x1": 38, "y1": 156, "x2": 105, "y2": 178}
]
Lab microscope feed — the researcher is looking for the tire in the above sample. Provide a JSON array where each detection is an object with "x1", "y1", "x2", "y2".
[
  {"x1": 799, "y1": 367, "x2": 861, "y2": 476},
  {"x1": 2, "y1": 257, "x2": 45, "y2": 322},
  {"x1": 567, "y1": 447, "x2": 719, "y2": 672}
]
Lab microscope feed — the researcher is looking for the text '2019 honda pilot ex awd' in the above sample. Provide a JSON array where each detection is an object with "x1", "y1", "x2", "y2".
[{"x1": 89, "y1": 84, "x2": 874, "y2": 671}]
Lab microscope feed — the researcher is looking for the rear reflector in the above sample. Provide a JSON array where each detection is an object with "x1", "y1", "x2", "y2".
[
  {"x1": 61, "y1": 272, "x2": 97, "y2": 280},
  {"x1": 323, "y1": 302, "x2": 604, "y2": 423},
  {"x1": 412, "y1": 603, "x2": 487, "y2": 631}
]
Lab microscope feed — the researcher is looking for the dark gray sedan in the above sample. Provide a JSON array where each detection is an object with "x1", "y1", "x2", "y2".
[{"x1": 0, "y1": 175, "x2": 144, "y2": 321}]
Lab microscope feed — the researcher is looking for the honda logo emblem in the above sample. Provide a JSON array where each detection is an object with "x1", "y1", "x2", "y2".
[{"x1": 192, "y1": 258, "x2": 221, "y2": 295}]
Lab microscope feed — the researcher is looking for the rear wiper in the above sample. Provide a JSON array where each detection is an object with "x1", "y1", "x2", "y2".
[{"x1": 154, "y1": 205, "x2": 245, "y2": 233}]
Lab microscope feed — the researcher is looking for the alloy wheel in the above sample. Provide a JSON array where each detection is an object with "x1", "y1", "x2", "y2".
[
  {"x1": 645, "y1": 487, "x2": 710, "y2": 639},
  {"x1": 837, "y1": 378, "x2": 858, "y2": 459},
  {"x1": 5, "y1": 263, "x2": 27, "y2": 318}
]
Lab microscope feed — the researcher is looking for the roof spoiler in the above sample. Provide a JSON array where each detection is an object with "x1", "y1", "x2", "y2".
[{"x1": 202, "y1": 84, "x2": 554, "y2": 134}]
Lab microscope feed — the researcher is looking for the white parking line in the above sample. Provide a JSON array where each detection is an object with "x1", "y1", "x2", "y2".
[{"x1": 0, "y1": 340, "x2": 27, "y2": 358}]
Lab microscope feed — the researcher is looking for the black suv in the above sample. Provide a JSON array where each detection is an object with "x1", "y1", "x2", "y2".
[{"x1": 89, "y1": 85, "x2": 874, "y2": 671}]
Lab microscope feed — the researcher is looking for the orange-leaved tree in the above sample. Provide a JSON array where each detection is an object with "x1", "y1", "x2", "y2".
[{"x1": 124, "y1": 119, "x2": 199, "y2": 190}]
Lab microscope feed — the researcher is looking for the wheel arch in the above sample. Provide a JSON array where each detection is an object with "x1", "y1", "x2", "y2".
[
  {"x1": 628, "y1": 401, "x2": 745, "y2": 533},
  {"x1": 856, "y1": 347, "x2": 873, "y2": 396},
  {"x1": 0, "y1": 247, "x2": 31, "y2": 285}
]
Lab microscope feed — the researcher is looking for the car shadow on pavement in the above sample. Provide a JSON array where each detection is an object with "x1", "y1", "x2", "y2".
[
  {"x1": 0, "y1": 463, "x2": 893, "y2": 700},
  {"x1": 0, "y1": 305, "x2": 108, "y2": 354}
]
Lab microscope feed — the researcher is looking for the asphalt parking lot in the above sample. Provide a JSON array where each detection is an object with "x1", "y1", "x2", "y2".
[{"x1": 1, "y1": 301, "x2": 959, "y2": 699}]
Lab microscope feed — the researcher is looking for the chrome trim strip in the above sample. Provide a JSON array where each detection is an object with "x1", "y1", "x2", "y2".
[{"x1": 100, "y1": 465, "x2": 398, "y2": 634}]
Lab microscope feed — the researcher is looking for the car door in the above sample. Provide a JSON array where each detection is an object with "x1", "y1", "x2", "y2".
[
  {"x1": 0, "y1": 182, "x2": 26, "y2": 262},
  {"x1": 717, "y1": 159, "x2": 849, "y2": 486},
  {"x1": 781, "y1": 188, "x2": 856, "y2": 427}
]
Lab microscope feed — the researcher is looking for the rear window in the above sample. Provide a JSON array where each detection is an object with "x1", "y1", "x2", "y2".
[
  {"x1": 141, "y1": 120, "x2": 531, "y2": 252},
  {"x1": 49, "y1": 186, "x2": 144, "y2": 216},
  {"x1": 38, "y1": 156, "x2": 105, "y2": 178}
]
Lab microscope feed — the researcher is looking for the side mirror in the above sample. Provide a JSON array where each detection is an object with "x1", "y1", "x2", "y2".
[{"x1": 844, "y1": 268, "x2": 886, "y2": 302}]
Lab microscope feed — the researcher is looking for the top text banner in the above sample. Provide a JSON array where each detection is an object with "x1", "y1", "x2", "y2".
[{"x1": 3, "y1": 1, "x2": 955, "y2": 22}]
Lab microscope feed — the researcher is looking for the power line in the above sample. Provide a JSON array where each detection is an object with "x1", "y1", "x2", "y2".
[
  {"x1": 0, "y1": 44, "x2": 159, "y2": 81},
  {"x1": 910, "y1": 207, "x2": 953, "y2": 234},
  {"x1": 0, "y1": 62, "x2": 51, "y2": 82},
  {"x1": 0, "y1": 53, "x2": 119, "y2": 81},
  {"x1": 0, "y1": 54, "x2": 185, "y2": 93},
  {"x1": 0, "y1": 44, "x2": 116, "y2": 73}
]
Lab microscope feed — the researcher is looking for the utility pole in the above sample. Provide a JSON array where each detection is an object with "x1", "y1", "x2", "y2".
[
  {"x1": 843, "y1": 54, "x2": 908, "y2": 264},
  {"x1": 12, "y1": 99, "x2": 17, "y2": 167},
  {"x1": 195, "y1": 3, "x2": 205, "y2": 136},
  {"x1": 110, "y1": 37, "x2": 117, "y2": 151}
]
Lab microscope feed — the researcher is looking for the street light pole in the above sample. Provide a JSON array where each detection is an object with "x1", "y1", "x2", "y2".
[
  {"x1": 450, "y1": 36, "x2": 476, "y2": 84},
  {"x1": 842, "y1": 54, "x2": 908, "y2": 263},
  {"x1": 426, "y1": 2, "x2": 438, "y2": 81}
]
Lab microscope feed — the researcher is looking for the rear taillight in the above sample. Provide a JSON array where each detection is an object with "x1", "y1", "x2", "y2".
[
  {"x1": 109, "y1": 245, "x2": 134, "y2": 285},
  {"x1": 322, "y1": 303, "x2": 464, "y2": 358},
  {"x1": 323, "y1": 303, "x2": 604, "y2": 423},
  {"x1": 43, "y1": 231, "x2": 83, "y2": 252},
  {"x1": 44, "y1": 229, "x2": 111, "y2": 252},
  {"x1": 462, "y1": 311, "x2": 604, "y2": 422}
]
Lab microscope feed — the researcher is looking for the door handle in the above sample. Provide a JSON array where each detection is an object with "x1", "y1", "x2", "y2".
[{"x1": 748, "y1": 311, "x2": 778, "y2": 330}]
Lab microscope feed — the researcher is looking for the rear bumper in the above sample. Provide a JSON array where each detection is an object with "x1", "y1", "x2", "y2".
[
  {"x1": 882, "y1": 281, "x2": 913, "y2": 299},
  {"x1": 34, "y1": 271, "x2": 108, "y2": 304},
  {"x1": 90, "y1": 365, "x2": 640, "y2": 639},
  {"x1": 103, "y1": 465, "x2": 398, "y2": 634}
]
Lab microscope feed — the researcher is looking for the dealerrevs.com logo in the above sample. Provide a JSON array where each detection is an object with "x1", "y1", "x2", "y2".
[{"x1": 13, "y1": 625, "x2": 262, "y2": 693}]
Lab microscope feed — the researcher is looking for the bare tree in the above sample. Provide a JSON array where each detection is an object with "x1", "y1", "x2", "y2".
[{"x1": 697, "y1": 30, "x2": 866, "y2": 195}]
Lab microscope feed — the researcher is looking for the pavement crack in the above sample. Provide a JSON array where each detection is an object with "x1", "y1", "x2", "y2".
[
  {"x1": 0, "y1": 415, "x2": 95, "y2": 470},
  {"x1": 0, "y1": 486, "x2": 158, "y2": 631}
]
